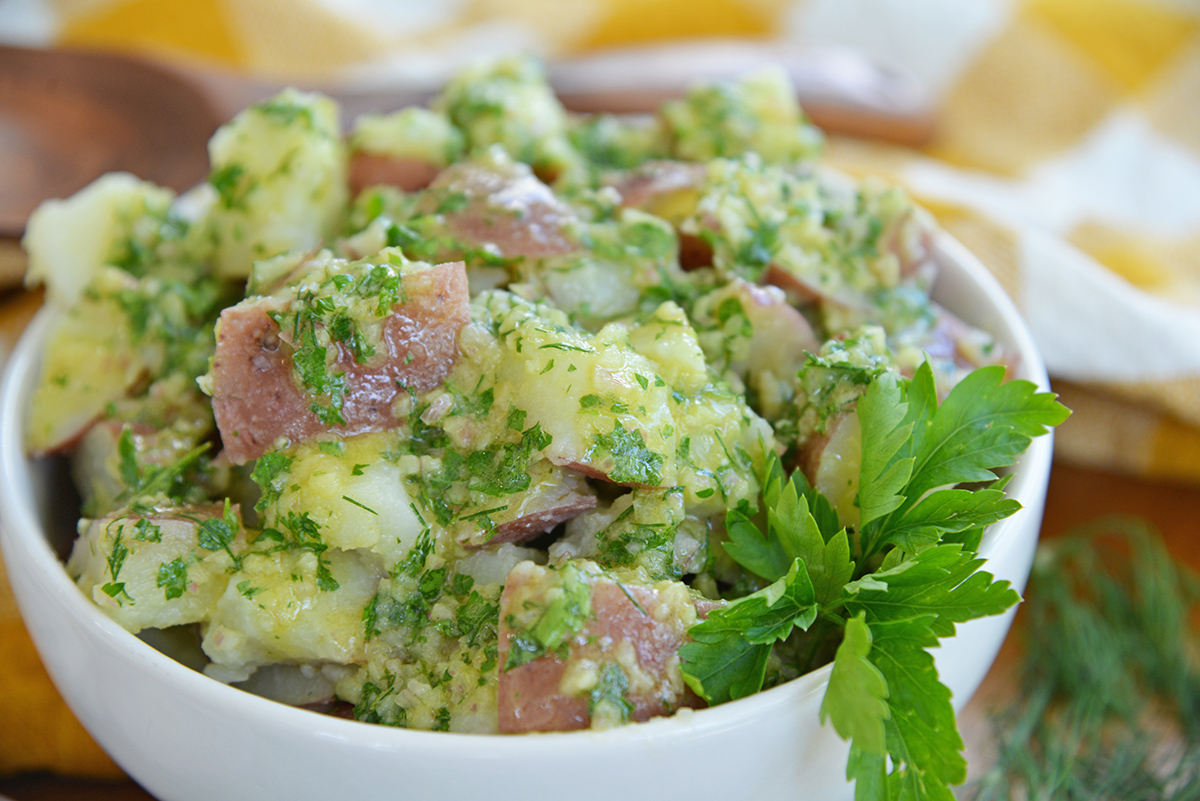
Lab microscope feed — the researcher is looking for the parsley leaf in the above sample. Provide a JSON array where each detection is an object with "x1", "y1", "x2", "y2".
[
  {"x1": 678, "y1": 634, "x2": 770, "y2": 705},
  {"x1": 905, "y1": 364, "x2": 1068, "y2": 500},
  {"x1": 879, "y1": 485, "x2": 1020, "y2": 554},
  {"x1": 681, "y1": 558, "x2": 818, "y2": 703},
  {"x1": 197, "y1": 499, "x2": 239, "y2": 553},
  {"x1": 867, "y1": 615, "x2": 964, "y2": 795},
  {"x1": 587, "y1": 420, "x2": 664, "y2": 486},
  {"x1": 681, "y1": 363, "x2": 1065, "y2": 801},
  {"x1": 843, "y1": 544, "x2": 1020, "y2": 639},
  {"x1": 858, "y1": 363, "x2": 1069, "y2": 560},
  {"x1": 157, "y1": 557, "x2": 189, "y2": 601},
  {"x1": 723, "y1": 453, "x2": 853, "y2": 604},
  {"x1": 251, "y1": 451, "x2": 294, "y2": 514},
  {"x1": 723, "y1": 502, "x2": 793, "y2": 582},
  {"x1": 588, "y1": 661, "x2": 635, "y2": 725},
  {"x1": 821, "y1": 612, "x2": 889, "y2": 755},
  {"x1": 856, "y1": 372, "x2": 914, "y2": 528}
]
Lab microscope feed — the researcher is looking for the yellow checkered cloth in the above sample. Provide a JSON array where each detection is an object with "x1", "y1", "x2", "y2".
[{"x1": 3, "y1": 0, "x2": 1199, "y2": 778}]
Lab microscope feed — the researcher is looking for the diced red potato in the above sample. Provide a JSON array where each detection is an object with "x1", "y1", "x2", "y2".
[
  {"x1": 487, "y1": 494, "x2": 598, "y2": 547},
  {"x1": 348, "y1": 152, "x2": 441, "y2": 195},
  {"x1": 607, "y1": 160, "x2": 937, "y2": 303},
  {"x1": 67, "y1": 504, "x2": 243, "y2": 632},
  {"x1": 209, "y1": 260, "x2": 470, "y2": 464},
  {"x1": 920, "y1": 301, "x2": 1012, "y2": 376},
  {"x1": 547, "y1": 458, "x2": 662, "y2": 490},
  {"x1": 890, "y1": 301, "x2": 1014, "y2": 401},
  {"x1": 460, "y1": 470, "x2": 599, "y2": 549},
  {"x1": 606, "y1": 161, "x2": 707, "y2": 215},
  {"x1": 713, "y1": 278, "x2": 820, "y2": 379},
  {"x1": 767, "y1": 209, "x2": 938, "y2": 308},
  {"x1": 797, "y1": 410, "x2": 862, "y2": 528},
  {"x1": 607, "y1": 162, "x2": 712, "y2": 270},
  {"x1": 497, "y1": 563, "x2": 720, "y2": 733},
  {"x1": 678, "y1": 228, "x2": 918, "y2": 304},
  {"x1": 420, "y1": 160, "x2": 578, "y2": 259},
  {"x1": 913, "y1": 305, "x2": 971, "y2": 371},
  {"x1": 886, "y1": 210, "x2": 937, "y2": 281}
]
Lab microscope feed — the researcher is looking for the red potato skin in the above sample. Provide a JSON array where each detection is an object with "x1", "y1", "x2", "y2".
[
  {"x1": 348, "y1": 153, "x2": 441, "y2": 196},
  {"x1": 547, "y1": 458, "x2": 661, "y2": 490},
  {"x1": 731, "y1": 278, "x2": 820, "y2": 359},
  {"x1": 485, "y1": 494, "x2": 599, "y2": 547},
  {"x1": 606, "y1": 160, "x2": 707, "y2": 211},
  {"x1": 678, "y1": 233, "x2": 714, "y2": 271},
  {"x1": 210, "y1": 299, "x2": 323, "y2": 463},
  {"x1": 422, "y1": 161, "x2": 578, "y2": 259},
  {"x1": 763, "y1": 263, "x2": 827, "y2": 305},
  {"x1": 497, "y1": 574, "x2": 718, "y2": 733},
  {"x1": 210, "y1": 261, "x2": 470, "y2": 464}
]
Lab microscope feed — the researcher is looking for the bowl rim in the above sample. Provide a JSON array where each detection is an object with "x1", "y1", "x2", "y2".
[{"x1": 0, "y1": 228, "x2": 1054, "y2": 755}]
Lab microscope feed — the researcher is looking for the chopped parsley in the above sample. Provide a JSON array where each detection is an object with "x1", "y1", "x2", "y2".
[
  {"x1": 157, "y1": 557, "x2": 189, "y2": 600},
  {"x1": 251, "y1": 451, "x2": 294, "y2": 514},
  {"x1": 587, "y1": 420, "x2": 664, "y2": 486},
  {"x1": 588, "y1": 661, "x2": 635, "y2": 726},
  {"x1": 504, "y1": 564, "x2": 592, "y2": 671}
]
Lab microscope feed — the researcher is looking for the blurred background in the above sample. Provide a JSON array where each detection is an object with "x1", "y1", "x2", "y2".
[{"x1": 0, "y1": 0, "x2": 1197, "y2": 797}]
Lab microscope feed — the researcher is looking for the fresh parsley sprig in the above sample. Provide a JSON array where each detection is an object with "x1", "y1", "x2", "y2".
[
  {"x1": 680, "y1": 363, "x2": 1068, "y2": 801},
  {"x1": 858, "y1": 364, "x2": 1069, "y2": 562}
]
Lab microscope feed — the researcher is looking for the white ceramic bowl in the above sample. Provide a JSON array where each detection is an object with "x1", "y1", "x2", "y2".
[{"x1": 0, "y1": 231, "x2": 1052, "y2": 801}]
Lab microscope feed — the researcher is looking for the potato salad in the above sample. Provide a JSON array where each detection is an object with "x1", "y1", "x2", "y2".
[{"x1": 25, "y1": 57, "x2": 1041, "y2": 741}]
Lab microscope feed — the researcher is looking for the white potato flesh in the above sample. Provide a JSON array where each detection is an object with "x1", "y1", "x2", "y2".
[
  {"x1": 350, "y1": 107, "x2": 462, "y2": 166},
  {"x1": 202, "y1": 547, "x2": 384, "y2": 677},
  {"x1": 23, "y1": 173, "x2": 174, "y2": 307},
  {"x1": 270, "y1": 435, "x2": 425, "y2": 569},
  {"x1": 207, "y1": 89, "x2": 347, "y2": 278},
  {"x1": 813, "y1": 412, "x2": 862, "y2": 528},
  {"x1": 26, "y1": 268, "x2": 163, "y2": 454},
  {"x1": 488, "y1": 300, "x2": 678, "y2": 487},
  {"x1": 68, "y1": 512, "x2": 240, "y2": 633}
]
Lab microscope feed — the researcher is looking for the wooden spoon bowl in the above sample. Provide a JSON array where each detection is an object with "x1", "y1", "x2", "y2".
[{"x1": 0, "y1": 45, "x2": 222, "y2": 238}]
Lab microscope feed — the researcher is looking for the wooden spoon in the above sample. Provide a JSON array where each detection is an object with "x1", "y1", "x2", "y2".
[{"x1": 0, "y1": 44, "x2": 222, "y2": 239}]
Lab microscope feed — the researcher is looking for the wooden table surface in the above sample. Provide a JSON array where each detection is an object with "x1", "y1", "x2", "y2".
[{"x1": 2, "y1": 271, "x2": 1197, "y2": 798}]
